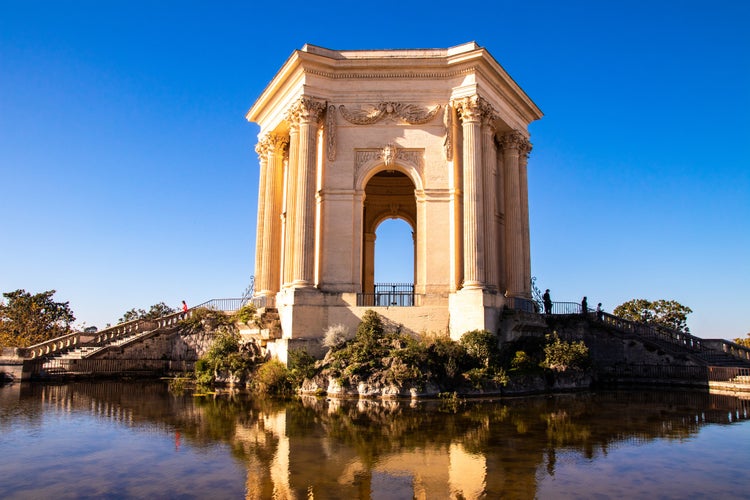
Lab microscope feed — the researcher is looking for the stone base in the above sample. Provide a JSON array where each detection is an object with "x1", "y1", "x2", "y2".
[{"x1": 448, "y1": 288, "x2": 505, "y2": 340}]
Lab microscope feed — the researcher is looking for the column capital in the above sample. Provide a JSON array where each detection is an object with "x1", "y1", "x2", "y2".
[
  {"x1": 286, "y1": 96, "x2": 327, "y2": 126},
  {"x1": 453, "y1": 95, "x2": 496, "y2": 125},
  {"x1": 499, "y1": 130, "x2": 530, "y2": 153},
  {"x1": 267, "y1": 133, "x2": 289, "y2": 154},
  {"x1": 255, "y1": 137, "x2": 271, "y2": 160}
]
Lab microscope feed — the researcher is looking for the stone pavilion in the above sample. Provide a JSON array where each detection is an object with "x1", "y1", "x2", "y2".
[{"x1": 246, "y1": 42, "x2": 542, "y2": 357}]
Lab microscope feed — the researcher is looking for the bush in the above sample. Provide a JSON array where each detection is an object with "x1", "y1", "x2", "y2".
[
  {"x1": 460, "y1": 330, "x2": 499, "y2": 368},
  {"x1": 542, "y1": 332, "x2": 590, "y2": 371},
  {"x1": 510, "y1": 350, "x2": 534, "y2": 371},
  {"x1": 179, "y1": 308, "x2": 234, "y2": 334},
  {"x1": 322, "y1": 324, "x2": 351, "y2": 349},
  {"x1": 232, "y1": 304, "x2": 258, "y2": 326},
  {"x1": 254, "y1": 360, "x2": 293, "y2": 396},
  {"x1": 287, "y1": 349, "x2": 317, "y2": 388}
]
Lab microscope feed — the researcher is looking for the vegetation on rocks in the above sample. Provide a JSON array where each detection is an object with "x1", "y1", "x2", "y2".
[{"x1": 188, "y1": 308, "x2": 592, "y2": 399}]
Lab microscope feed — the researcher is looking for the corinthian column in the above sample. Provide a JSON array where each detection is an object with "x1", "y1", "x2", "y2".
[
  {"x1": 501, "y1": 131, "x2": 526, "y2": 297},
  {"x1": 259, "y1": 134, "x2": 288, "y2": 296},
  {"x1": 519, "y1": 139, "x2": 533, "y2": 297},
  {"x1": 291, "y1": 96, "x2": 325, "y2": 288},
  {"x1": 253, "y1": 138, "x2": 270, "y2": 295},
  {"x1": 455, "y1": 96, "x2": 486, "y2": 289},
  {"x1": 281, "y1": 119, "x2": 299, "y2": 288},
  {"x1": 481, "y1": 104, "x2": 498, "y2": 291}
]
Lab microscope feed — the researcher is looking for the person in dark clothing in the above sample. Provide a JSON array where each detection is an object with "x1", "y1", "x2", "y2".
[
  {"x1": 596, "y1": 303, "x2": 603, "y2": 321},
  {"x1": 543, "y1": 289, "x2": 552, "y2": 315},
  {"x1": 581, "y1": 296, "x2": 588, "y2": 315}
]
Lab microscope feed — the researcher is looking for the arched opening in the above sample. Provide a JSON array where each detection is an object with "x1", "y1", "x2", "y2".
[
  {"x1": 374, "y1": 218, "x2": 414, "y2": 283},
  {"x1": 360, "y1": 170, "x2": 417, "y2": 306}
]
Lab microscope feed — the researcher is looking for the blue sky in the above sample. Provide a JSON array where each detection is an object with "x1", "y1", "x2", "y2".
[{"x1": 1, "y1": 1, "x2": 747, "y2": 338}]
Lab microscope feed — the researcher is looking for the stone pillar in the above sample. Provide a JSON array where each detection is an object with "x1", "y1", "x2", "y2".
[
  {"x1": 519, "y1": 139, "x2": 533, "y2": 297},
  {"x1": 481, "y1": 105, "x2": 498, "y2": 291},
  {"x1": 495, "y1": 140, "x2": 506, "y2": 293},
  {"x1": 363, "y1": 232, "x2": 376, "y2": 294},
  {"x1": 501, "y1": 131, "x2": 525, "y2": 297},
  {"x1": 259, "y1": 134, "x2": 288, "y2": 296},
  {"x1": 253, "y1": 138, "x2": 270, "y2": 294},
  {"x1": 291, "y1": 96, "x2": 325, "y2": 288},
  {"x1": 455, "y1": 96, "x2": 485, "y2": 290},
  {"x1": 281, "y1": 120, "x2": 299, "y2": 288}
]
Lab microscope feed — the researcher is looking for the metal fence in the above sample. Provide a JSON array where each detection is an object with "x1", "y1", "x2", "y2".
[
  {"x1": 707, "y1": 366, "x2": 750, "y2": 383},
  {"x1": 26, "y1": 358, "x2": 195, "y2": 379},
  {"x1": 193, "y1": 298, "x2": 247, "y2": 312},
  {"x1": 357, "y1": 283, "x2": 415, "y2": 307}
]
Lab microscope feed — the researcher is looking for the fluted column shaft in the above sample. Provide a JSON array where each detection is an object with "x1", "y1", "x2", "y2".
[
  {"x1": 502, "y1": 132, "x2": 525, "y2": 297},
  {"x1": 519, "y1": 141, "x2": 532, "y2": 297},
  {"x1": 282, "y1": 122, "x2": 299, "y2": 287},
  {"x1": 259, "y1": 134, "x2": 288, "y2": 295},
  {"x1": 291, "y1": 97, "x2": 325, "y2": 288},
  {"x1": 456, "y1": 97, "x2": 486, "y2": 289},
  {"x1": 481, "y1": 112, "x2": 498, "y2": 291},
  {"x1": 253, "y1": 139, "x2": 270, "y2": 294},
  {"x1": 495, "y1": 142, "x2": 506, "y2": 292}
]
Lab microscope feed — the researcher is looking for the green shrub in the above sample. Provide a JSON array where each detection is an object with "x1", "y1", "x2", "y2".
[
  {"x1": 287, "y1": 349, "x2": 317, "y2": 388},
  {"x1": 232, "y1": 304, "x2": 258, "y2": 326},
  {"x1": 179, "y1": 307, "x2": 234, "y2": 334},
  {"x1": 460, "y1": 329, "x2": 499, "y2": 368},
  {"x1": 254, "y1": 360, "x2": 293, "y2": 396},
  {"x1": 542, "y1": 332, "x2": 590, "y2": 371},
  {"x1": 510, "y1": 350, "x2": 533, "y2": 371}
]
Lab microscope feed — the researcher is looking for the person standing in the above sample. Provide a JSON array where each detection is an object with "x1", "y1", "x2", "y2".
[
  {"x1": 581, "y1": 296, "x2": 588, "y2": 315},
  {"x1": 543, "y1": 289, "x2": 552, "y2": 315},
  {"x1": 181, "y1": 300, "x2": 188, "y2": 312},
  {"x1": 596, "y1": 303, "x2": 603, "y2": 321}
]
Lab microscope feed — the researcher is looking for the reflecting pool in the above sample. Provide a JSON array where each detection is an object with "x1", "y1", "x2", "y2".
[{"x1": 1, "y1": 382, "x2": 748, "y2": 499}]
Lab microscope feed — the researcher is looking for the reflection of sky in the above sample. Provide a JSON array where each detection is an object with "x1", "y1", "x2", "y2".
[
  {"x1": 537, "y1": 422, "x2": 750, "y2": 499},
  {"x1": 0, "y1": 405, "x2": 247, "y2": 499}
]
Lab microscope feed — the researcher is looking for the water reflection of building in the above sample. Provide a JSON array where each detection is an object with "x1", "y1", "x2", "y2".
[{"x1": 4, "y1": 383, "x2": 749, "y2": 499}]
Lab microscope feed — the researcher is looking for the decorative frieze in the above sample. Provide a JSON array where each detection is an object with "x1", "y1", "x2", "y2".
[
  {"x1": 339, "y1": 102, "x2": 441, "y2": 125},
  {"x1": 355, "y1": 145, "x2": 424, "y2": 174}
]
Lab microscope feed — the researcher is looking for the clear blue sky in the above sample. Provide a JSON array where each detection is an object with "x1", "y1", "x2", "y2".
[{"x1": 1, "y1": 1, "x2": 748, "y2": 338}]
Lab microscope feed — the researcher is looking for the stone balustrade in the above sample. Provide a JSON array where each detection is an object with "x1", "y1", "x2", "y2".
[{"x1": 21, "y1": 332, "x2": 81, "y2": 359}]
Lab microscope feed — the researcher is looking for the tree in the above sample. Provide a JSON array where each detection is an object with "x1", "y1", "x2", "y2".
[
  {"x1": 118, "y1": 302, "x2": 176, "y2": 324},
  {"x1": 0, "y1": 289, "x2": 75, "y2": 348},
  {"x1": 613, "y1": 298, "x2": 693, "y2": 333},
  {"x1": 733, "y1": 333, "x2": 750, "y2": 348}
]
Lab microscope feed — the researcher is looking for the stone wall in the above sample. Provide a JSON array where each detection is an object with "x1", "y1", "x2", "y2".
[{"x1": 94, "y1": 329, "x2": 217, "y2": 361}]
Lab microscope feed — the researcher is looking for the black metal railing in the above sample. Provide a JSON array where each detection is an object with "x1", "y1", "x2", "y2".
[
  {"x1": 506, "y1": 298, "x2": 710, "y2": 353},
  {"x1": 192, "y1": 298, "x2": 247, "y2": 312},
  {"x1": 357, "y1": 283, "x2": 415, "y2": 307}
]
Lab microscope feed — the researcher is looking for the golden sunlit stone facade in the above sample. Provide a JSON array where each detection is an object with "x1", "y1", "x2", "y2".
[{"x1": 246, "y1": 43, "x2": 542, "y2": 355}]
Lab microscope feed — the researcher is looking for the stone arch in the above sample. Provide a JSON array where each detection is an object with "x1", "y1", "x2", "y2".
[
  {"x1": 361, "y1": 165, "x2": 419, "y2": 295},
  {"x1": 355, "y1": 157, "x2": 425, "y2": 193}
]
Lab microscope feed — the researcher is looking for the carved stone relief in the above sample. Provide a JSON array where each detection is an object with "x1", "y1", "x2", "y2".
[
  {"x1": 443, "y1": 104, "x2": 453, "y2": 161},
  {"x1": 339, "y1": 102, "x2": 441, "y2": 125},
  {"x1": 355, "y1": 145, "x2": 424, "y2": 179},
  {"x1": 326, "y1": 104, "x2": 336, "y2": 161}
]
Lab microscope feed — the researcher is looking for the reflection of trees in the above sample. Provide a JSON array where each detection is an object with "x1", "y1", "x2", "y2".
[{"x1": 6, "y1": 382, "x2": 749, "y2": 498}]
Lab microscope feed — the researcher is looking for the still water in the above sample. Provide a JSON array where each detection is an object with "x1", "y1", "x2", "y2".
[{"x1": 0, "y1": 381, "x2": 748, "y2": 499}]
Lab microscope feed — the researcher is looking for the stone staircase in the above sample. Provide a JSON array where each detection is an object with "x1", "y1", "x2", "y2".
[{"x1": 45, "y1": 329, "x2": 159, "y2": 363}]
